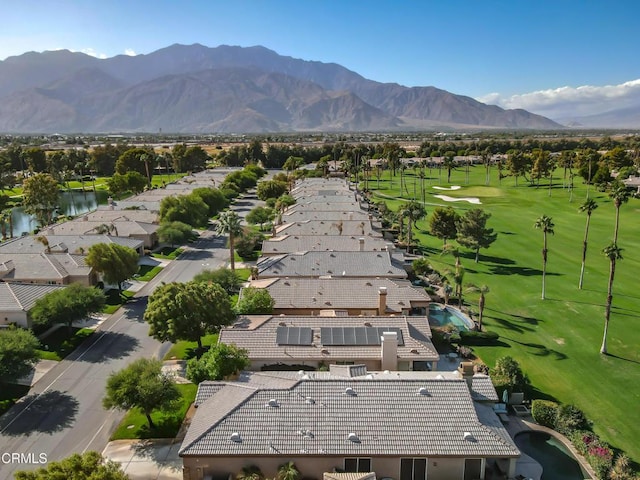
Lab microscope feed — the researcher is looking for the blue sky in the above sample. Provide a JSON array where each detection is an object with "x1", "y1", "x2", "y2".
[{"x1": 2, "y1": 0, "x2": 640, "y2": 119}]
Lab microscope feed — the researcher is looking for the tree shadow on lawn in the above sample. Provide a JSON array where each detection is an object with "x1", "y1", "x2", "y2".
[
  {"x1": 0, "y1": 390, "x2": 78, "y2": 436},
  {"x1": 72, "y1": 331, "x2": 141, "y2": 363},
  {"x1": 488, "y1": 264, "x2": 560, "y2": 277},
  {"x1": 479, "y1": 253, "x2": 516, "y2": 265},
  {"x1": 502, "y1": 336, "x2": 568, "y2": 361},
  {"x1": 130, "y1": 415, "x2": 183, "y2": 440}
]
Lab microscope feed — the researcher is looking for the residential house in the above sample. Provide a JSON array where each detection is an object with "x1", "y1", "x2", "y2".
[
  {"x1": 246, "y1": 278, "x2": 430, "y2": 316},
  {"x1": 43, "y1": 219, "x2": 159, "y2": 248},
  {"x1": 256, "y1": 251, "x2": 407, "y2": 279},
  {"x1": 0, "y1": 235, "x2": 144, "y2": 256},
  {"x1": 0, "y1": 253, "x2": 96, "y2": 286},
  {"x1": 274, "y1": 220, "x2": 381, "y2": 238},
  {"x1": 219, "y1": 314, "x2": 439, "y2": 371},
  {"x1": 261, "y1": 235, "x2": 391, "y2": 256},
  {"x1": 179, "y1": 367, "x2": 519, "y2": 480},
  {"x1": 0, "y1": 283, "x2": 66, "y2": 328}
]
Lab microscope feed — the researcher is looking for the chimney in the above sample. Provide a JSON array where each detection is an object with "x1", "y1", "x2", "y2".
[
  {"x1": 458, "y1": 361, "x2": 475, "y2": 388},
  {"x1": 381, "y1": 331, "x2": 398, "y2": 371},
  {"x1": 359, "y1": 238, "x2": 365, "y2": 251},
  {"x1": 378, "y1": 286, "x2": 387, "y2": 315}
]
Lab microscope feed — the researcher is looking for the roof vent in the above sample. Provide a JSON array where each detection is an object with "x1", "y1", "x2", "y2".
[
  {"x1": 305, "y1": 397, "x2": 316, "y2": 405},
  {"x1": 230, "y1": 432, "x2": 242, "y2": 442},
  {"x1": 364, "y1": 322, "x2": 372, "y2": 327},
  {"x1": 344, "y1": 387, "x2": 356, "y2": 396},
  {"x1": 383, "y1": 370, "x2": 390, "y2": 374},
  {"x1": 365, "y1": 374, "x2": 374, "y2": 380},
  {"x1": 279, "y1": 321, "x2": 287, "y2": 326},
  {"x1": 435, "y1": 374, "x2": 445, "y2": 380},
  {"x1": 347, "y1": 432, "x2": 360, "y2": 443},
  {"x1": 298, "y1": 370, "x2": 305, "y2": 375},
  {"x1": 410, "y1": 349, "x2": 419, "y2": 354},
  {"x1": 267, "y1": 399, "x2": 280, "y2": 408},
  {"x1": 301, "y1": 374, "x2": 310, "y2": 380},
  {"x1": 418, "y1": 387, "x2": 430, "y2": 396},
  {"x1": 463, "y1": 432, "x2": 476, "y2": 442}
]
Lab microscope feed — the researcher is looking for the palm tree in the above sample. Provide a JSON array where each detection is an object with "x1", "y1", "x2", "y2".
[
  {"x1": 237, "y1": 465, "x2": 264, "y2": 480},
  {"x1": 35, "y1": 235, "x2": 51, "y2": 253},
  {"x1": 399, "y1": 201, "x2": 426, "y2": 251},
  {"x1": 441, "y1": 244, "x2": 464, "y2": 306},
  {"x1": 466, "y1": 284, "x2": 490, "y2": 330},
  {"x1": 609, "y1": 183, "x2": 630, "y2": 244},
  {"x1": 578, "y1": 199, "x2": 598, "y2": 289},
  {"x1": 534, "y1": 215, "x2": 554, "y2": 300},
  {"x1": 277, "y1": 462, "x2": 300, "y2": 480},
  {"x1": 95, "y1": 223, "x2": 118, "y2": 236},
  {"x1": 600, "y1": 243, "x2": 623, "y2": 354},
  {"x1": 216, "y1": 210, "x2": 243, "y2": 271}
]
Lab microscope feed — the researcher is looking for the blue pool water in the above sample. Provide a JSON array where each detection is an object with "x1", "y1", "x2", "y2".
[
  {"x1": 515, "y1": 431, "x2": 591, "y2": 480},
  {"x1": 428, "y1": 304, "x2": 474, "y2": 331}
]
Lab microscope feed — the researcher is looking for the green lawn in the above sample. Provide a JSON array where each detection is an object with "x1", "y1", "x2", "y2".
[
  {"x1": 151, "y1": 246, "x2": 184, "y2": 260},
  {"x1": 0, "y1": 384, "x2": 30, "y2": 415},
  {"x1": 110, "y1": 383, "x2": 197, "y2": 440},
  {"x1": 369, "y1": 166, "x2": 640, "y2": 463},
  {"x1": 163, "y1": 333, "x2": 219, "y2": 360},
  {"x1": 37, "y1": 327, "x2": 94, "y2": 361},
  {"x1": 102, "y1": 289, "x2": 135, "y2": 314},
  {"x1": 136, "y1": 264, "x2": 163, "y2": 281},
  {"x1": 235, "y1": 268, "x2": 251, "y2": 281}
]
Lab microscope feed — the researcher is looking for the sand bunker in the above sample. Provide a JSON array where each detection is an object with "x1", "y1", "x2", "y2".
[
  {"x1": 434, "y1": 194, "x2": 481, "y2": 204},
  {"x1": 433, "y1": 185, "x2": 462, "y2": 190}
]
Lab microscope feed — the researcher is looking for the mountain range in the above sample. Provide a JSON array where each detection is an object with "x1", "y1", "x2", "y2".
[{"x1": 0, "y1": 43, "x2": 563, "y2": 133}]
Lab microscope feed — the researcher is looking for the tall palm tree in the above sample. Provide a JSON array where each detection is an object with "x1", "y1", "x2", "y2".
[
  {"x1": 466, "y1": 284, "x2": 490, "y2": 331},
  {"x1": 399, "y1": 201, "x2": 426, "y2": 251},
  {"x1": 578, "y1": 199, "x2": 598, "y2": 289},
  {"x1": 441, "y1": 245, "x2": 464, "y2": 305},
  {"x1": 600, "y1": 243, "x2": 623, "y2": 354},
  {"x1": 609, "y1": 183, "x2": 630, "y2": 244},
  {"x1": 534, "y1": 215, "x2": 555, "y2": 300},
  {"x1": 216, "y1": 210, "x2": 243, "y2": 271}
]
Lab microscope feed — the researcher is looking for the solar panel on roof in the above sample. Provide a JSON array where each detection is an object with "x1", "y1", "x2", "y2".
[
  {"x1": 320, "y1": 327, "x2": 404, "y2": 346},
  {"x1": 275, "y1": 327, "x2": 313, "y2": 345}
]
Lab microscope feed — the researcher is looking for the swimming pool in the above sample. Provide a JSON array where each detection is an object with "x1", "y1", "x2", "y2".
[
  {"x1": 427, "y1": 304, "x2": 474, "y2": 331},
  {"x1": 515, "y1": 431, "x2": 591, "y2": 480}
]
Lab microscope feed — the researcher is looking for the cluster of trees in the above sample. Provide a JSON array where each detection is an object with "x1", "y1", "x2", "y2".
[
  {"x1": 14, "y1": 451, "x2": 129, "y2": 480},
  {"x1": 30, "y1": 284, "x2": 105, "y2": 332}
]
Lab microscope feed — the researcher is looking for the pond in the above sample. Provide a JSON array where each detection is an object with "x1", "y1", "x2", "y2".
[
  {"x1": 10, "y1": 190, "x2": 109, "y2": 236},
  {"x1": 428, "y1": 304, "x2": 474, "y2": 331},
  {"x1": 515, "y1": 431, "x2": 591, "y2": 480}
]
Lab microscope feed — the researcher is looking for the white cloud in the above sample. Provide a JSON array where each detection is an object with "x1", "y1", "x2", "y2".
[
  {"x1": 124, "y1": 48, "x2": 137, "y2": 56},
  {"x1": 78, "y1": 47, "x2": 107, "y2": 59},
  {"x1": 476, "y1": 79, "x2": 640, "y2": 120}
]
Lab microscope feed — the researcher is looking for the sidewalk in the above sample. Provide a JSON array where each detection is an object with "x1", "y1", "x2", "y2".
[{"x1": 103, "y1": 439, "x2": 183, "y2": 480}]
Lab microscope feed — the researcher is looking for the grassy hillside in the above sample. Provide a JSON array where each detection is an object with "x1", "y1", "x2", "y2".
[{"x1": 369, "y1": 165, "x2": 640, "y2": 462}]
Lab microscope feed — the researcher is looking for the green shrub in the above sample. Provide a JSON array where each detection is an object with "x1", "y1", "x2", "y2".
[
  {"x1": 531, "y1": 399, "x2": 559, "y2": 428},
  {"x1": 491, "y1": 356, "x2": 530, "y2": 391},
  {"x1": 555, "y1": 404, "x2": 589, "y2": 435},
  {"x1": 456, "y1": 330, "x2": 499, "y2": 345}
]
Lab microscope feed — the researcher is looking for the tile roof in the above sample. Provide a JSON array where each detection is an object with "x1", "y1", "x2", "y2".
[
  {"x1": 0, "y1": 283, "x2": 66, "y2": 312},
  {"x1": 286, "y1": 201, "x2": 365, "y2": 212},
  {"x1": 44, "y1": 219, "x2": 158, "y2": 237},
  {"x1": 275, "y1": 221, "x2": 381, "y2": 237},
  {"x1": 219, "y1": 315, "x2": 438, "y2": 363},
  {"x1": 0, "y1": 253, "x2": 92, "y2": 282},
  {"x1": 252, "y1": 278, "x2": 430, "y2": 313},
  {"x1": 179, "y1": 377, "x2": 520, "y2": 458},
  {"x1": 78, "y1": 209, "x2": 159, "y2": 224},
  {"x1": 0, "y1": 235, "x2": 143, "y2": 255},
  {"x1": 470, "y1": 375, "x2": 500, "y2": 402},
  {"x1": 262, "y1": 235, "x2": 391, "y2": 254},
  {"x1": 256, "y1": 251, "x2": 406, "y2": 278},
  {"x1": 282, "y1": 210, "x2": 370, "y2": 222}
]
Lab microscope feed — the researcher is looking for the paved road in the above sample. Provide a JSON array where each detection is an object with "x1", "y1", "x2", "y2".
[
  {"x1": 0, "y1": 186, "x2": 267, "y2": 478},
  {"x1": 0, "y1": 230, "x2": 233, "y2": 478}
]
